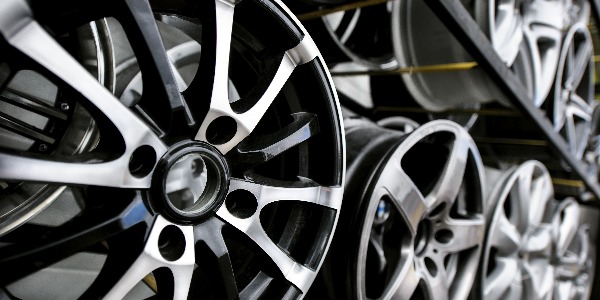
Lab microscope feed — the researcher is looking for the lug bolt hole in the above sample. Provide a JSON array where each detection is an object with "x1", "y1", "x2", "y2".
[
  {"x1": 226, "y1": 189, "x2": 258, "y2": 219},
  {"x1": 129, "y1": 145, "x2": 156, "y2": 178},
  {"x1": 207, "y1": 116, "x2": 237, "y2": 145},
  {"x1": 158, "y1": 225, "x2": 186, "y2": 261},
  {"x1": 434, "y1": 229, "x2": 453, "y2": 244}
]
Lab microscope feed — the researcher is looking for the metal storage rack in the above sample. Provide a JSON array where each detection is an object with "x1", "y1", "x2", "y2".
[{"x1": 422, "y1": 0, "x2": 600, "y2": 205}]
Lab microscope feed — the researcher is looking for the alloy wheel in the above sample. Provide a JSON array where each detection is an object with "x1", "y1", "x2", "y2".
[
  {"x1": 0, "y1": 0, "x2": 345, "y2": 298},
  {"x1": 548, "y1": 21, "x2": 595, "y2": 160},
  {"x1": 325, "y1": 119, "x2": 485, "y2": 299},
  {"x1": 480, "y1": 161, "x2": 556, "y2": 299}
]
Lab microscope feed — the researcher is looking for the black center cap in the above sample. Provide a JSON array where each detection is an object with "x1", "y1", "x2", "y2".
[{"x1": 152, "y1": 140, "x2": 229, "y2": 223}]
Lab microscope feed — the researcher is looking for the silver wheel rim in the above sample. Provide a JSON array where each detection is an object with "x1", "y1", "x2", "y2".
[
  {"x1": 482, "y1": 161, "x2": 555, "y2": 300},
  {"x1": 550, "y1": 22, "x2": 594, "y2": 160},
  {"x1": 392, "y1": 0, "x2": 535, "y2": 110},
  {"x1": 345, "y1": 120, "x2": 486, "y2": 299},
  {"x1": 552, "y1": 199, "x2": 593, "y2": 300}
]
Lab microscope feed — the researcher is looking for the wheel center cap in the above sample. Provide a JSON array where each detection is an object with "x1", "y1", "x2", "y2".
[
  {"x1": 154, "y1": 141, "x2": 229, "y2": 223},
  {"x1": 165, "y1": 153, "x2": 210, "y2": 212}
]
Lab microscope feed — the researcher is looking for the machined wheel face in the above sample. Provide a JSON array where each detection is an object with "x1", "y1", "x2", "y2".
[
  {"x1": 334, "y1": 120, "x2": 485, "y2": 299},
  {"x1": 481, "y1": 161, "x2": 557, "y2": 300},
  {"x1": 549, "y1": 22, "x2": 594, "y2": 160},
  {"x1": 0, "y1": 0, "x2": 345, "y2": 299}
]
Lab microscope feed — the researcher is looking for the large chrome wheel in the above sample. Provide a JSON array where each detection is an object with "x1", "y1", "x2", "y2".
[
  {"x1": 480, "y1": 161, "x2": 556, "y2": 299},
  {"x1": 0, "y1": 0, "x2": 345, "y2": 298},
  {"x1": 323, "y1": 119, "x2": 485, "y2": 299}
]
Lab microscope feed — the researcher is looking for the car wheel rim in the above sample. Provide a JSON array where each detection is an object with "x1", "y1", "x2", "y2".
[
  {"x1": 333, "y1": 119, "x2": 485, "y2": 299},
  {"x1": 482, "y1": 161, "x2": 555, "y2": 300},
  {"x1": 549, "y1": 22, "x2": 594, "y2": 160},
  {"x1": 0, "y1": 0, "x2": 344, "y2": 298}
]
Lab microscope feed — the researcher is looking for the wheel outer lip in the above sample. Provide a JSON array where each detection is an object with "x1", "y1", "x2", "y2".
[
  {"x1": 354, "y1": 120, "x2": 486, "y2": 300},
  {"x1": 276, "y1": 1, "x2": 348, "y2": 285},
  {"x1": 481, "y1": 161, "x2": 555, "y2": 300}
]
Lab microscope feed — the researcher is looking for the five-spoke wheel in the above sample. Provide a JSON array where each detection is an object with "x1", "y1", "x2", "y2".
[{"x1": 319, "y1": 119, "x2": 485, "y2": 299}]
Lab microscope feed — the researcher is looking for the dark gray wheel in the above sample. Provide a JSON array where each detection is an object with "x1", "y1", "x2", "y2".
[{"x1": 322, "y1": 119, "x2": 485, "y2": 299}]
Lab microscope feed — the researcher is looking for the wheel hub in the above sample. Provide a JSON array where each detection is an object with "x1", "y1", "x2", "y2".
[{"x1": 153, "y1": 141, "x2": 229, "y2": 223}]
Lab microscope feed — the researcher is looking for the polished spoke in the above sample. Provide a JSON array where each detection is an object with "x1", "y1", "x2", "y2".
[
  {"x1": 0, "y1": 152, "x2": 145, "y2": 188},
  {"x1": 0, "y1": 193, "x2": 149, "y2": 285},
  {"x1": 215, "y1": 178, "x2": 339, "y2": 292},
  {"x1": 195, "y1": 35, "x2": 319, "y2": 154},
  {"x1": 193, "y1": 218, "x2": 239, "y2": 300},
  {"x1": 568, "y1": 93, "x2": 593, "y2": 120},
  {"x1": 216, "y1": 202, "x2": 317, "y2": 293},
  {"x1": 440, "y1": 216, "x2": 484, "y2": 253},
  {"x1": 527, "y1": 174, "x2": 552, "y2": 226},
  {"x1": 522, "y1": 262, "x2": 554, "y2": 299},
  {"x1": 511, "y1": 168, "x2": 533, "y2": 231},
  {"x1": 118, "y1": 0, "x2": 194, "y2": 133},
  {"x1": 490, "y1": 213, "x2": 521, "y2": 256},
  {"x1": 522, "y1": 226, "x2": 552, "y2": 256},
  {"x1": 104, "y1": 216, "x2": 195, "y2": 300},
  {"x1": 484, "y1": 258, "x2": 519, "y2": 300},
  {"x1": 554, "y1": 200, "x2": 581, "y2": 256},
  {"x1": 227, "y1": 178, "x2": 343, "y2": 210},
  {"x1": 378, "y1": 165, "x2": 427, "y2": 234}
]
